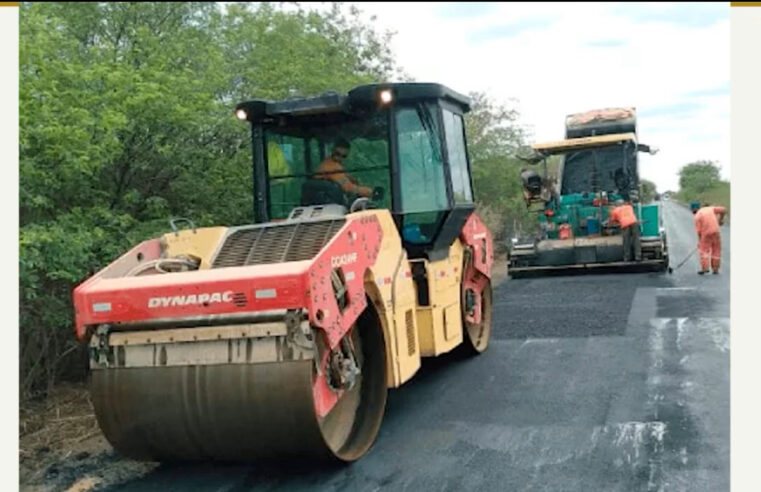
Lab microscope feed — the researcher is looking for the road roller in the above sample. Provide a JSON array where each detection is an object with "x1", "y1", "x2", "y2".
[{"x1": 73, "y1": 82, "x2": 494, "y2": 463}]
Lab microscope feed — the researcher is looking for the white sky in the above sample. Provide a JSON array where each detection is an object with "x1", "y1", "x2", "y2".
[{"x1": 325, "y1": 1, "x2": 730, "y2": 192}]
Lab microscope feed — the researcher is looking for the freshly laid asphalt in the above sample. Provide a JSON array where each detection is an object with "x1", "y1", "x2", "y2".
[{"x1": 108, "y1": 200, "x2": 729, "y2": 492}]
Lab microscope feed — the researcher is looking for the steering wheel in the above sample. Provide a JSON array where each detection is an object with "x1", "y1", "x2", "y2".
[
  {"x1": 350, "y1": 197, "x2": 372, "y2": 213},
  {"x1": 349, "y1": 187, "x2": 385, "y2": 213}
]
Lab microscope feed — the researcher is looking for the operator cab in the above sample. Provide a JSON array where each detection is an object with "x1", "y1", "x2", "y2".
[
  {"x1": 235, "y1": 83, "x2": 476, "y2": 260},
  {"x1": 528, "y1": 133, "x2": 658, "y2": 204},
  {"x1": 534, "y1": 133, "x2": 642, "y2": 202}
]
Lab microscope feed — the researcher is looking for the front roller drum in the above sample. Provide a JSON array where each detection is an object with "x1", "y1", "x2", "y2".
[{"x1": 90, "y1": 309, "x2": 387, "y2": 462}]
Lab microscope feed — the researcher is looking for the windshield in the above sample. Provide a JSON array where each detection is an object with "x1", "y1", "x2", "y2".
[
  {"x1": 264, "y1": 111, "x2": 391, "y2": 219},
  {"x1": 560, "y1": 142, "x2": 637, "y2": 195}
]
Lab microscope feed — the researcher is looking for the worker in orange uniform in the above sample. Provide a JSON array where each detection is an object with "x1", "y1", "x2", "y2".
[
  {"x1": 606, "y1": 199, "x2": 641, "y2": 261},
  {"x1": 692, "y1": 202, "x2": 727, "y2": 274},
  {"x1": 316, "y1": 138, "x2": 373, "y2": 198}
]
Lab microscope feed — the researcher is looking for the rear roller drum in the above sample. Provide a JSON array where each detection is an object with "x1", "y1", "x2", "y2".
[{"x1": 460, "y1": 280, "x2": 493, "y2": 355}]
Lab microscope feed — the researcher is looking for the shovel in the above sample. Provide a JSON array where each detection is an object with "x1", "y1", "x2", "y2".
[{"x1": 667, "y1": 247, "x2": 697, "y2": 274}]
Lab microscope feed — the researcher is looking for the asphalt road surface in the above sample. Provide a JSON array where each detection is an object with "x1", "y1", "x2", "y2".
[{"x1": 108, "y1": 200, "x2": 729, "y2": 492}]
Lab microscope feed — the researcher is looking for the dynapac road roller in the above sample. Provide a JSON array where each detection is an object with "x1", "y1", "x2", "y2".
[{"x1": 72, "y1": 83, "x2": 494, "y2": 463}]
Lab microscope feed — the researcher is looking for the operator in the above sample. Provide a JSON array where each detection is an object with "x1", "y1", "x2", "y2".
[
  {"x1": 606, "y1": 199, "x2": 641, "y2": 261},
  {"x1": 316, "y1": 138, "x2": 373, "y2": 198},
  {"x1": 692, "y1": 202, "x2": 727, "y2": 275}
]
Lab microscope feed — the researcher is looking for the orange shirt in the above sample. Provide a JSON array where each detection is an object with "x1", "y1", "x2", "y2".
[
  {"x1": 608, "y1": 204, "x2": 638, "y2": 229},
  {"x1": 315, "y1": 157, "x2": 371, "y2": 197},
  {"x1": 694, "y1": 206, "x2": 726, "y2": 237}
]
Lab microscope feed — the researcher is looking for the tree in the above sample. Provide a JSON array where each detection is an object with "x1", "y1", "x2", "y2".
[
  {"x1": 19, "y1": 1, "x2": 399, "y2": 398},
  {"x1": 465, "y1": 91, "x2": 528, "y2": 162},
  {"x1": 464, "y1": 91, "x2": 533, "y2": 242},
  {"x1": 675, "y1": 160, "x2": 730, "y2": 213},
  {"x1": 678, "y1": 160, "x2": 721, "y2": 194},
  {"x1": 639, "y1": 179, "x2": 657, "y2": 203}
]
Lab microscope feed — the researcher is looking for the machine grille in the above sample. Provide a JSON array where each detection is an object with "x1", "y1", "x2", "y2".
[
  {"x1": 212, "y1": 219, "x2": 346, "y2": 268},
  {"x1": 405, "y1": 309, "x2": 416, "y2": 356}
]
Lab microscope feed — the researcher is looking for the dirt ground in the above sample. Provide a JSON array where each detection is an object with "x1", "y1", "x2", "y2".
[
  {"x1": 19, "y1": 383, "x2": 157, "y2": 492},
  {"x1": 19, "y1": 256, "x2": 510, "y2": 491}
]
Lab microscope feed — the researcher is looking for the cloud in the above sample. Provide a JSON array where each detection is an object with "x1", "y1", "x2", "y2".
[
  {"x1": 348, "y1": 2, "x2": 730, "y2": 189},
  {"x1": 611, "y1": 2, "x2": 728, "y2": 29},
  {"x1": 686, "y1": 83, "x2": 730, "y2": 98},
  {"x1": 587, "y1": 39, "x2": 628, "y2": 48},
  {"x1": 688, "y1": 132, "x2": 723, "y2": 143},
  {"x1": 638, "y1": 101, "x2": 705, "y2": 119},
  {"x1": 435, "y1": 2, "x2": 499, "y2": 19},
  {"x1": 468, "y1": 17, "x2": 558, "y2": 43}
]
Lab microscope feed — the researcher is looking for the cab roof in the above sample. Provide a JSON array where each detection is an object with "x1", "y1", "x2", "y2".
[{"x1": 234, "y1": 82, "x2": 471, "y2": 124}]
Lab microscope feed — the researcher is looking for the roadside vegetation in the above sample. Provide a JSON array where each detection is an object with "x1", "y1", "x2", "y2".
[{"x1": 673, "y1": 161, "x2": 730, "y2": 219}]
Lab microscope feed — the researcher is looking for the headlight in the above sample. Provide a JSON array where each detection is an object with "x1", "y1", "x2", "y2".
[
  {"x1": 379, "y1": 89, "x2": 393, "y2": 104},
  {"x1": 235, "y1": 109, "x2": 248, "y2": 121}
]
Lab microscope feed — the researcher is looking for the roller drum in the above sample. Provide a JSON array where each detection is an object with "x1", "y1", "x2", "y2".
[
  {"x1": 89, "y1": 310, "x2": 387, "y2": 463},
  {"x1": 91, "y1": 362, "x2": 328, "y2": 461}
]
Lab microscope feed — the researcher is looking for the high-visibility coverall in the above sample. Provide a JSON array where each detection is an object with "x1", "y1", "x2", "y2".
[
  {"x1": 267, "y1": 142, "x2": 290, "y2": 176},
  {"x1": 316, "y1": 157, "x2": 372, "y2": 198},
  {"x1": 694, "y1": 206, "x2": 726, "y2": 272},
  {"x1": 608, "y1": 204, "x2": 641, "y2": 261}
]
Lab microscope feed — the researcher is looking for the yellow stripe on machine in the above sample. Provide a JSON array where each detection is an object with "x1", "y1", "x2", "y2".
[{"x1": 532, "y1": 132, "x2": 636, "y2": 155}]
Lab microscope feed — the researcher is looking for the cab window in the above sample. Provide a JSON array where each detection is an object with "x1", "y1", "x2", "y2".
[
  {"x1": 442, "y1": 109, "x2": 473, "y2": 203},
  {"x1": 396, "y1": 103, "x2": 449, "y2": 244}
]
